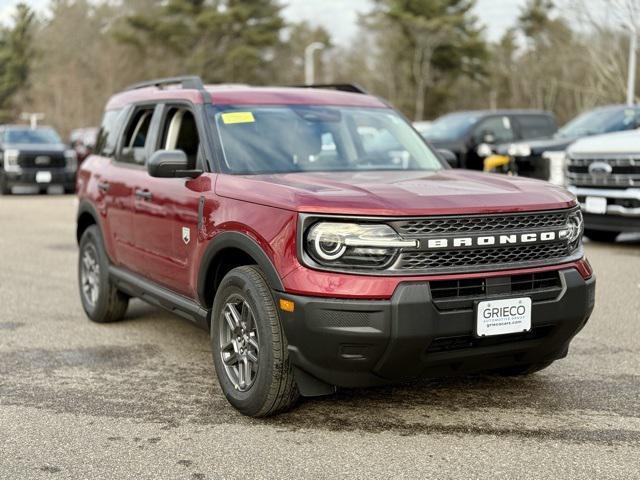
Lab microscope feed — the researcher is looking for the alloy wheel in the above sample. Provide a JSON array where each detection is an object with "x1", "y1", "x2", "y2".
[{"x1": 219, "y1": 295, "x2": 260, "y2": 391}]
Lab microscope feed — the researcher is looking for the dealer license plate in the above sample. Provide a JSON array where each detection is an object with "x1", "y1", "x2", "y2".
[
  {"x1": 585, "y1": 196, "x2": 607, "y2": 214},
  {"x1": 476, "y1": 297, "x2": 532, "y2": 337},
  {"x1": 35, "y1": 171, "x2": 52, "y2": 184}
]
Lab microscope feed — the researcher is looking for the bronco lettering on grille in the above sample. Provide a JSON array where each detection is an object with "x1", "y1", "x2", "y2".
[{"x1": 423, "y1": 230, "x2": 567, "y2": 249}]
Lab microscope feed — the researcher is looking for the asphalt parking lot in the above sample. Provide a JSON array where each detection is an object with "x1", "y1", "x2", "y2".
[{"x1": 1, "y1": 195, "x2": 639, "y2": 479}]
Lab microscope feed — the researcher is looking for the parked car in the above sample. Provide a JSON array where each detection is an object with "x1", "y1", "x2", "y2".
[
  {"x1": 565, "y1": 129, "x2": 640, "y2": 241},
  {"x1": 495, "y1": 105, "x2": 640, "y2": 184},
  {"x1": 70, "y1": 127, "x2": 99, "y2": 164},
  {"x1": 76, "y1": 77, "x2": 594, "y2": 417},
  {"x1": 0, "y1": 125, "x2": 77, "y2": 195},
  {"x1": 420, "y1": 110, "x2": 557, "y2": 170}
]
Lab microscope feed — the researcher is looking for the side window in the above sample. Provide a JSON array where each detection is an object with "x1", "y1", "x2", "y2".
[
  {"x1": 473, "y1": 116, "x2": 515, "y2": 144},
  {"x1": 158, "y1": 107, "x2": 201, "y2": 169},
  {"x1": 517, "y1": 115, "x2": 556, "y2": 139},
  {"x1": 95, "y1": 109, "x2": 123, "y2": 157},
  {"x1": 118, "y1": 107, "x2": 154, "y2": 165}
]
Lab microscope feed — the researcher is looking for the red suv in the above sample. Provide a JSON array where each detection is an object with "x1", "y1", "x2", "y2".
[{"x1": 76, "y1": 77, "x2": 595, "y2": 417}]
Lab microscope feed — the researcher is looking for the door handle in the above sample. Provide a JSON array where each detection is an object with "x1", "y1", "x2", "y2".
[
  {"x1": 135, "y1": 189, "x2": 153, "y2": 201},
  {"x1": 97, "y1": 181, "x2": 110, "y2": 192}
]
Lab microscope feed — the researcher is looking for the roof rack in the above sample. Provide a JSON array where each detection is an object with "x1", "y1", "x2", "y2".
[
  {"x1": 124, "y1": 75, "x2": 211, "y2": 103},
  {"x1": 292, "y1": 83, "x2": 368, "y2": 94}
]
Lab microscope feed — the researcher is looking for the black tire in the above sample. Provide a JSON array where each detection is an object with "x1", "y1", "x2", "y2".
[
  {"x1": 78, "y1": 225, "x2": 129, "y2": 323},
  {"x1": 64, "y1": 187, "x2": 76, "y2": 195},
  {"x1": 494, "y1": 361, "x2": 554, "y2": 376},
  {"x1": 584, "y1": 229, "x2": 619, "y2": 243},
  {"x1": 211, "y1": 265, "x2": 298, "y2": 417},
  {"x1": 0, "y1": 174, "x2": 11, "y2": 195}
]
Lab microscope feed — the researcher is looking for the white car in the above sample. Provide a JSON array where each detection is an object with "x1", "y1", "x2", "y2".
[{"x1": 566, "y1": 130, "x2": 640, "y2": 241}]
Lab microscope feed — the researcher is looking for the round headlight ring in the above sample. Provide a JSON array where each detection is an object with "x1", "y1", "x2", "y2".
[{"x1": 314, "y1": 232, "x2": 347, "y2": 260}]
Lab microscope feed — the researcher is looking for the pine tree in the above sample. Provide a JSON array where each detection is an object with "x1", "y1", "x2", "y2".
[
  {"x1": 0, "y1": 3, "x2": 36, "y2": 121},
  {"x1": 118, "y1": 0, "x2": 285, "y2": 84}
]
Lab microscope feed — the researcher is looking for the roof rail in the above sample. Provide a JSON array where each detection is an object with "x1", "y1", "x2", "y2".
[
  {"x1": 292, "y1": 83, "x2": 368, "y2": 94},
  {"x1": 124, "y1": 75, "x2": 211, "y2": 103}
]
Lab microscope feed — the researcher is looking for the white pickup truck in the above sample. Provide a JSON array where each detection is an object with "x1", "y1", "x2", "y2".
[{"x1": 566, "y1": 130, "x2": 640, "y2": 241}]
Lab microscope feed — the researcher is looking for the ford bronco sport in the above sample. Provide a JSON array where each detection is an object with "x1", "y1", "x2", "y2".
[{"x1": 76, "y1": 76, "x2": 595, "y2": 417}]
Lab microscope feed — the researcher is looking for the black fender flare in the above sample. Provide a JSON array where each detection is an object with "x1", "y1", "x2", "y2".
[
  {"x1": 76, "y1": 199, "x2": 103, "y2": 244},
  {"x1": 197, "y1": 232, "x2": 285, "y2": 306}
]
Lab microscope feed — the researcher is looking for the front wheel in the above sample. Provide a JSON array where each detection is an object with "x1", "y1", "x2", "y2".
[
  {"x1": 0, "y1": 174, "x2": 11, "y2": 195},
  {"x1": 584, "y1": 229, "x2": 619, "y2": 243},
  {"x1": 211, "y1": 266, "x2": 298, "y2": 417}
]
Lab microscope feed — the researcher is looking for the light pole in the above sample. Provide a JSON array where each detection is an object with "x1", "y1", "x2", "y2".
[
  {"x1": 304, "y1": 42, "x2": 325, "y2": 85},
  {"x1": 20, "y1": 112, "x2": 45, "y2": 129},
  {"x1": 627, "y1": 25, "x2": 637, "y2": 106}
]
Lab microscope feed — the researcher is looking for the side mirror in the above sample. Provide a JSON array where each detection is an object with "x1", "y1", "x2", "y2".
[
  {"x1": 476, "y1": 143, "x2": 493, "y2": 158},
  {"x1": 147, "y1": 150, "x2": 201, "y2": 178},
  {"x1": 437, "y1": 149, "x2": 459, "y2": 168}
]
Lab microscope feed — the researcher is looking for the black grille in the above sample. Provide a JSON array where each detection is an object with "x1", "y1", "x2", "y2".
[
  {"x1": 426, "y1": 326, "x2": 554, "y2": 353},
  {"x1": 393, "y1": 211, "x2": 568, "y2": 237},
  {"x1": 429, "y1": 271, "x2": 562, "y2": 311},
  {"x1": 567, "y1": 156, "x2": 640, "y2": 187},
  {"x1": 398, "y1": 243, "x2": 569, "y2": 271},
  {"x1": 18, "y1": 152, "x2": 66, "y2": 168}
]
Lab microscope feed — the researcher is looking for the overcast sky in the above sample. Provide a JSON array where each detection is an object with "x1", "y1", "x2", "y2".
[{"x1": 0, "y1": 0, "x2": 527, "y2": 43}]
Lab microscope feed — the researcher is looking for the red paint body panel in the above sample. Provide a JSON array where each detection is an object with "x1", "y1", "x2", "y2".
[
  {"x1": 215, "y1": 170, "x2": 576, "y2": 216},
  {"x1": 81, "y1": 85, "x2": 587, "y2": 308}
]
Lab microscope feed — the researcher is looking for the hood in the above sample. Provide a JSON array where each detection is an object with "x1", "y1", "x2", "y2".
[
  {"x1": 215, "y1": 170, "x2": 576, "y2": 216},
  {"x1": 568, "y1": 129, "x2": 640, "y2": 156},
  {"x1": 4, "y1": 143, "x2": 67, "y2": 154}
]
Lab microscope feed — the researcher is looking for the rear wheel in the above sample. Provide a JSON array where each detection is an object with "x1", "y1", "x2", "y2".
[
  {"x1": 211, "y1": 266, "x2": 298, "y2": 417},
  {"x1": 584, "y1": 229, "x2": 619, "y2": 243},
  {"x1": 78, "y1": 225, "x2": 129, "y2": 323},
  {"x1": 494, "y1": 361, "x2": 554, "y2": 376}
]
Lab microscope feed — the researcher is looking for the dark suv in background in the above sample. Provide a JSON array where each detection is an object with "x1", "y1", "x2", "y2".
[
  {"x1": 0, "y1": 125, "x2": 77, "y2": 194},
  {"x1": 420, "y1": 110, "x2": 557, "y2": 170}
]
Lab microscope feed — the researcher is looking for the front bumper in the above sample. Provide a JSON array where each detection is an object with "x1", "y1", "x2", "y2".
[
  {"x1": 569, "y1": 186, "x2": 640, "y2": 232},
  {"x1": 280, "y1": 268, "x2": 595, "y2": 389},
  {"x1": 3, "y1": 168, "x2": 76, "y2": 189}
]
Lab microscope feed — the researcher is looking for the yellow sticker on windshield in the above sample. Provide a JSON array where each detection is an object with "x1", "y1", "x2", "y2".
[{"x1": 221, "y1": 112, "x2": 255, "y2": 124}]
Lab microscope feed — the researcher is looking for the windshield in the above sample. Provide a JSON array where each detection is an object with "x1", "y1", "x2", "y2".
[
  {"x1": 4, "y1": 127, "x2": 62, "y2": 145},
  {"x1": 558, "y1": 107, "x2": 638, "y2": 138},
  {"x1": 421, "y1": 112, "x2": 481, "y2": 141},
  {"x1": 211, "y1": 105, "x2": 443, "y2": 174}
]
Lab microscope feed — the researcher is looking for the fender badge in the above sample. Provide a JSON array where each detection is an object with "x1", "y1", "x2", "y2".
[{"x1": 182, "y1": 227, "x2": 191, "y2": 245}]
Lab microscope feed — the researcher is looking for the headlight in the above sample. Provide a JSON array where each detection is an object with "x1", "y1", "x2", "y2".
[
  {"x1": 559, "y1": 210, "x2": 583, "y2": 249},
  {"x1": 305, "y1": 222, "x2": 417, "y2": 269},
  {"x1": 542, "y1": 151, "x2": 566, "y2": 186},
  {"x1": 65, "y1": 150, "x2": 78, "y2": 171},
  {"x1": 3, "y1": 149, "x2": 20, "y2": 171},
  {"x1": 507, "y1": 143, "x2": 531, "y2": 157}
]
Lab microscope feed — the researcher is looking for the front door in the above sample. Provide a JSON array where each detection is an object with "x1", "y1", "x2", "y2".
[{"x1": 132, "y1": 103, "x2": 213, "y2": 298}]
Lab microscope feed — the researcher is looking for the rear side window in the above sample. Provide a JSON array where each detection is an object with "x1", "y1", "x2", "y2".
[
  {"x1": 516, "y1": 115, "x2": 556, "y2": 139},
  {"x1": 95, "y1": 109, "x2": 123, "y2": 157},
  {"x1": 118, "y1": 107, "x2": 155, "y2": 165}
]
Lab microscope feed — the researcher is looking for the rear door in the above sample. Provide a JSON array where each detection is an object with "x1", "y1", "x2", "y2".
[{"x1": 107, "y1": 104, "x2": 159, "y2": 274}]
